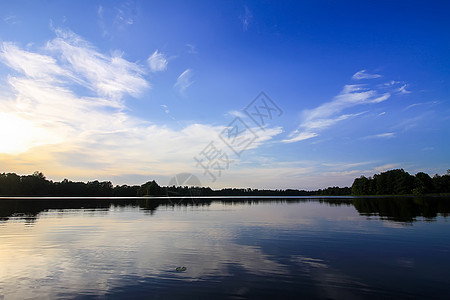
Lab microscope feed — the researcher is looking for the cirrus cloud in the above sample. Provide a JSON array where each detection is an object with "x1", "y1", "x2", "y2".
[
  {"x1": 352, "y1": 69, "x2": 381, "y2": 80},
  {"x1": 0, "y1": 29, "x2": 282, "y2": 186},
  {"x1": 283, "y1": 84, "x2": 390, "y2": 143},
  {"x1": 147, "y1": 50, "x2": 168, "y2": 72},
  {"x1": 174, "y1": 68, "x2": 194, "y2": 95}
]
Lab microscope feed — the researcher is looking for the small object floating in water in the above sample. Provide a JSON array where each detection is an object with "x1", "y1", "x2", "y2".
[{"x1": 175, "y1": 266, "x2": 187, "y2": 272}]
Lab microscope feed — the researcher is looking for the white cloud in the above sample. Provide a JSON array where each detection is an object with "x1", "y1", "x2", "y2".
[
  {"x1": 282, "y1": 131, "x2": 318, "y2": 143},
  {"x1": 362, "y1": 132, "x2": 395, "y2": 139},
  {"x1": 283, "y1": 84, "x2": 390, "y2": 143},
  {"x1": 397, "y1": 84, "x2": 411, "y2": 94},
  {"x1": 46, "y1": 29, "x2": 148, "y2": 99},
  {"x1": 174, "y1": 68, "x2": 194, "y2": 95},
  {"x1": 160, "y1": 104, "x2": 169, "y2": 114},
  {"x1": 404, "y1": 101, "x2": 439, "y2": 111},
  {"x1": 0, "y1": 29, "x2": 283, "y2": 185},
  {"x1": 226, "y1": 110, "x2": 246, "y2": 118},
  {"x1": 0, "y1": 42, "x2": 72, "y2": 81},
  {"x1": 404, "y1": 103, "x2": 420, "y2": 110},
  {"x1": 147, "y1": 50, "x2": 168, "y2": 72},
  {"x1": 352, "y1": 69, "x2": 382, "y2": 80}
]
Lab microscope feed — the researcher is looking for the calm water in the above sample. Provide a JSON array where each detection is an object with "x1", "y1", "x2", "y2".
[{"x1": 1, "y1": 197, "x2": 450, "y2": 299}]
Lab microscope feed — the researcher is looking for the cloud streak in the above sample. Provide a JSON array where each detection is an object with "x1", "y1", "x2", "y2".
[
  {"x1": 352, "y1": 69, "x2": 381, "y2": 80},
  {"x1": 362, "y1": 132, "x2": 395, "y2": 139},
  {"x1": 283, "y1": 84, "x2": 390, "y2": 143},
  {"x1": 174, "y1": 68, "x2": 194, "y2": 95}
]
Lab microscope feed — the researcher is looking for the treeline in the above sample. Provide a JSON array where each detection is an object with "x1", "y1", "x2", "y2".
[
  {"x1": 0, "y1": 172, "x2": 315, "y2": 197},
  {"x1": 1, "y1": 169, "x2": 449, "y2": 197},
  {"x1": 316, "y1": 186, "x2": 352, "y2": 196},
  {"x1": 0, "y1": 172, "x2": 139, "y2": 196},
  {"x1": 351, "y1": 169, "x2": 450, "y2": 195}
]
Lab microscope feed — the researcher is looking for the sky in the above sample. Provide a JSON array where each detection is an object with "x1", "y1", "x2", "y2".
[{"x1": 0, "y1": 0, "x2": 449, "y2": 190}]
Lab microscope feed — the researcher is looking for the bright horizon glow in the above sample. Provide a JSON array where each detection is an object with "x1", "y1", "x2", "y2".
[
  {"x1": 0, "y1": 112, "x2": 36, "y2": 154},
  {"x1": 0, "y1": 1, "x2": 449, "y2": 189}
]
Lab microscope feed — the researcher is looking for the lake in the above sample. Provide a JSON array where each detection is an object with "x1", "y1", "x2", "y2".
[{"x1": 1, "y1": 197, "x2": 450, "y2": 299}]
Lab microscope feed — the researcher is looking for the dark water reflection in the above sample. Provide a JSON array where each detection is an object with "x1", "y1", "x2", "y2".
[
  {"x1": 1, "y1": 197, "x2": 450, "y2": 223},
  {"x1": 353, "y1": 197, "x2": 450, "y2": 222},
  {"x1": 1, "y1": 197, "x2": 450, "y2": 299}
]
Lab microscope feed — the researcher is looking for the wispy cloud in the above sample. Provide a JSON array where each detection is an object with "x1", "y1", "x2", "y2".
[
  {"x1": 0, "y1": 30, "x2": 153, "y2": 158},
  {"x1": 240, "y1": 6, "x2": 253, "y2": 31},
  {"x1": 322, "y1": 161, "x2": 376, "y2": 169},
  {"x1": 226, "y1": 110, "x2": 246, "y2": 118},
  {"x1": 397, "y1": 84, "x2": 411, "y2": 94},
  {"x1": 97, "y1": 5, "x2": 109, "y2": 37},
  {"x1": 174, "y1": 68, "x2": 194, "y2": 95},
  {"x1": 113, "y1": 1, "x2": 137, "y2": 28},
  {"x1": 283, "y1": 84, "x2": 390, "y2": 143},
  {"x1": 404, "y1": 103, "x2": 421, "y2": 110},
  {"x1": 404, "y1": 100, "x2": 438, "y2": 111},
  {"x1": 186, "y1": 44, "x2": 198, "y2": 54},
  {"x1": 147, "y1": 50, "x2": 168, "y2": 72},
  {"x1": 393, "y1": 111, "x2": 433, "y2": 132},
  {"x1": 373, "y1": 163, "x2": 400, "y2": 173},
  {"x1": 46, "y1": 28, "x2": 148, "y2": 99},
  {"x1": 0, "y1": 29, "x2": 283, "y2": 184},
  {"x1": 97, "y1": 2, "x2": 137, "y2": 37},
  {"x1": 160, "y1": 104, "x2": 169, "y2": 114},
  {"x1": 422, "y1": 147, "x2": 434, "y2": 151},
  {"x1": 282, "y1": 131, "x2": 318, "y2": 143},
  {"x1": 362, "y1": 132, "x2": 395, "y2": 139},
  {"x1": 352, "y1": 69, "x2": 382, "y2": 80},
  {"x1": 0, "y1": 42, "x2": 72, "y2": 80},
  {"x1": 4, "y1": 15, "x2": 18, "y2": 25}
]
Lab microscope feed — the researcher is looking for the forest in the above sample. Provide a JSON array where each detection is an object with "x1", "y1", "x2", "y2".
[
  {"x1": 351, "y1": 169, "x2": 450, "y2": 195},
  {"x1": 0, "y1": 171, "x2": 315, "y2": 197},
  {"x1": 0, "y1": 169, "x2": 449, "y2": 197}
]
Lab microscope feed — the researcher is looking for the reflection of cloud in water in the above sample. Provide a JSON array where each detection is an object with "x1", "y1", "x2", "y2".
[
  {"x1": 291, "y1": 255, "x2": 328, "y2": 269},
  {"x1": 381, "y1": 220, "x2": 411, "y2": 229},
  {"x1": 290, "y1": 254, "x2": 373, "y2": 299},
  {"x1": 0, "y1": 207, "x2": 289, "y2": 298}
]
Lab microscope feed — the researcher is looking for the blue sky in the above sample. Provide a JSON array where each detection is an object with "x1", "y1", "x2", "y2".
[{"x1": 0, "y1": 0, "x2": 449, "y2": 189}]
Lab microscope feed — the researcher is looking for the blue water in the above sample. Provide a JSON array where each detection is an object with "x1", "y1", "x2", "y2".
[{"x1": 0, "y1": 198, "x2": 449, "y2": 299}]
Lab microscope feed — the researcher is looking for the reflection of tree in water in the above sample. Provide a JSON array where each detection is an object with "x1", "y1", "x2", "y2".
[
  {"x1": 0, "y1": 198, "x2": 349, "y2": 222},
  {"x1": 352, "y1": 197, "x2": 450, "y2": 222},
  {"x1": 0, "y1": 199, "x2": 122, "y2": 223},
  {"x1": 2, "y1": 197, "x2": 449, "y2": 224},
  {"x1": 0, "y1": 198, "x2": 214, "y2": 222},
  {"x1": 217, "y1": 198, "x2": 354, "y2": 207}
]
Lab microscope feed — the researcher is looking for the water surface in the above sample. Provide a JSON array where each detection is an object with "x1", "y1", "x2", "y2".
[{"x1": 1, "y1": 197, "x2": 449, "y2": 299}]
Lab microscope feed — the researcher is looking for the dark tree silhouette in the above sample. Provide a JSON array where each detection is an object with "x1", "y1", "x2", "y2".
[
  {"x1": 1, "y1": 170, "x2": 449, "y2": 197},
  {"x1": 138, "y1": 180, "x2": 163, "y2": 196},
  {"x1": 352, "y1": 169, "x2": 450, "y2": 195}
]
